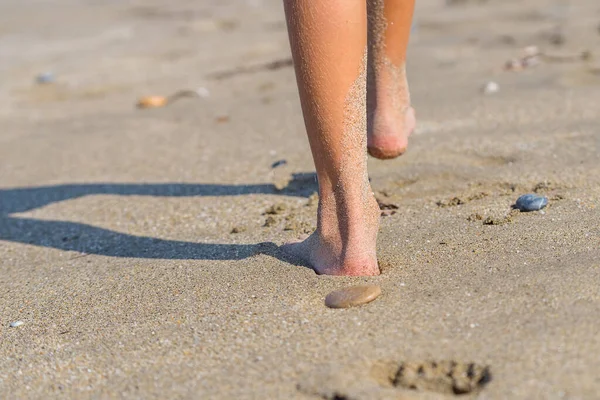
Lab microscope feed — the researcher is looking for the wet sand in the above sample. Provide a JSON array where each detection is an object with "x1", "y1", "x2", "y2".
[{"x1": 1, "y1": 0, "x2": 600, "y2": 398}]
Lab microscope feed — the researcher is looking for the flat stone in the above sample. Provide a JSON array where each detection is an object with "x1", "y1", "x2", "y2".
[
  {"x1": 515, "y1": 194, "x2": 548, "y2": 212},
  {"x1": 325, "y1": 285, "x2": 381, "y2": 309}
]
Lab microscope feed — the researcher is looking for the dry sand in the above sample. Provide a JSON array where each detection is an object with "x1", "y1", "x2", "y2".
[{"x1": 1, "y1": 0, "x2": 600, "y2": 398}]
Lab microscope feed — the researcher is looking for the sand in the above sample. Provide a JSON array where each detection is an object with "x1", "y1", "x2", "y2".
[{"x1": 1, "y1": 0, "x2": 599, "y2": 398}]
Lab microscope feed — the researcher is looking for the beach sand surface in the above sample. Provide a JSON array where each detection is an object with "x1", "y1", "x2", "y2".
[{"x1": 1, "y1": 0, "x2": 599, "y2": 398}]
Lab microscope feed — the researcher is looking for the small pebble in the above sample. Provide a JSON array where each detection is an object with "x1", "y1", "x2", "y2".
[
  {"x1": 35, "y1": 72, "x2": 55, "y2": 84},
  {"x1": 137, "y1": 96, "x2": 168, "y2": 109},
  {"x1": 515, "y1": 194, "x2": 548, "y2": 212},
  {"x1": 325, "y1": 285, "x2": 381, "y2": 309},
  {"x1": 482, "y1": 81, "x2": 499, "y2": 95},
  {"x1": 196, "y1": 87, "x2": 210, "y2": 98},
  {"x1": 271, "y1": 159, "x2": 288, "y2": 169},
  {"x1": 10, "y1": 321, "x2": 24, "y2": 327},
  {"x1": 523, "y1": 45, "x2": 541, "y2": 57}
]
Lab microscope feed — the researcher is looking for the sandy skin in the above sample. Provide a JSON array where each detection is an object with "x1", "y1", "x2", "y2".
[
  {"x1": 282, "y1": 0, "x2": 415, "y2": 275},
  {"x1": 367, "y1": 0, "x2": 416, "y2": 159}
]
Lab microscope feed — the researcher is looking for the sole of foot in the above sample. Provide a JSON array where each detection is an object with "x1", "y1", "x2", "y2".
[{"x1": 368, "y1": 107, "x2": 416, "y2": 160}]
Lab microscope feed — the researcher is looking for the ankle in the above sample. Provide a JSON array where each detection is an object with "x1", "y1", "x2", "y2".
[{"x1": 316, "y1": 187, "x2": 380, "y2": 240}]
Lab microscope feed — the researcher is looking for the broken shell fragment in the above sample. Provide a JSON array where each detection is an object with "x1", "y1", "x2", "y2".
[
  {"x1": 482, "y1": 81, "x2": 499, "y2": 95},
  {"x1": 137, "y1": 96, "x2": 168, "y2": 109}
]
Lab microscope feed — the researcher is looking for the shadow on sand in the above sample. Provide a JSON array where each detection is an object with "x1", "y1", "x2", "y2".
[{"x1": 0, "y1": 173, "x2": 317, "y2": 263}]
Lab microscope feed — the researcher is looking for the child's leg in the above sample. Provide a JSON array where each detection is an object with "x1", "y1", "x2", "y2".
[
  {"x1": 282, "y1": 0, "x2": 380, "y2": 276},
  {"x1": 367, "y1": 0, "x2": 416, "y2": 159}
]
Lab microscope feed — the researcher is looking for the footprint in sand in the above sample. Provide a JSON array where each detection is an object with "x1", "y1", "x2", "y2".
[
  {"x1": 372, "y1": 359, "x2": 492, "y2": 396},
  {"x1": 298, "y1": 359, "x2": 492, "y2": 399}
]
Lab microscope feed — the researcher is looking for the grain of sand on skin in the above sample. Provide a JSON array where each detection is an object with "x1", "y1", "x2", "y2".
[{"x1": 1, "y1": 0, "x2": 600, "y2": 398}]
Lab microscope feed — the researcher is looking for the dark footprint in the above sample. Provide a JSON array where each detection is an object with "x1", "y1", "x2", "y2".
[
  {"x1": 396, "y1": 361, "x2": 491, "y2": 395},
  {"x1": 299, "y1": 360, "x2": 491, "y2": 399},
  {"x1": 372, "y1": 360, "x2": 492, "y2": 396}
]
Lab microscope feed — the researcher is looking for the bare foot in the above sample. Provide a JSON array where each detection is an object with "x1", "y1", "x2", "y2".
[
  {"x1": 282, "y1": 193, "x2": 381, "y2": 276},
  {"x1": 367, "y1": 106, "x2": 415, "y2": 159},
  {"x1": 366, "y1": 0, "x2": 416, "y2": 160}
]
